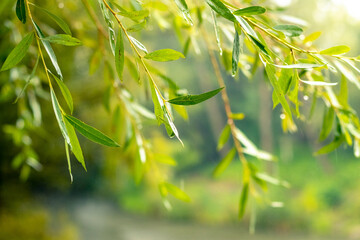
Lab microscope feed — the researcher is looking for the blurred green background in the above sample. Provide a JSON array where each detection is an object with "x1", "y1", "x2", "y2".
[{"x1": 1, "y1": 0, "x2": 360, "y2": 239}]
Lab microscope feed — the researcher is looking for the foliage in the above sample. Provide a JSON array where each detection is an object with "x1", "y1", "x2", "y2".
[{"x1": 2, "y1": 0, "x2": 360, "y2": 222}]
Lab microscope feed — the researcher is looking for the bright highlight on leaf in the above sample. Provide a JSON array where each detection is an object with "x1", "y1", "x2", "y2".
[
  {"x1": 300, "y1": 79, "x2": 338, "y2": 86},
  {"x1": 144, "y1": 49, "x2": 185, "y2": 62},
  {"x1": 206, "y1": 0, "x2": 235, "y2": 22},
  {"x1": 64, "y1": 114, "x2": 120, "y2": 147},
  {"x1": 1, "y1": 32, "x2": 34, "y2": 71},
  {"x1": 320, "y1": 45, "x2": 351, "y2": 55},
  {"x1": 168, "y1": 87, "x2": 223, "y2": 105}
]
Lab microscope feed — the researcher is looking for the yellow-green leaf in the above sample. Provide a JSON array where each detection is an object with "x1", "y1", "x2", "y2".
[
  {"x1": 320, "y1": 45, "x2": 350, "y2": 55},
  {"x1": 217, "y1": 124, "x2": 231, "y2": 150},
  {"x1": 115, "y1": 30, "x2": 125, "y2": 81},
  {"x1": 233, "y1": 6, "x2": 266, "y2": 16},
  {"x1": 144, "y1": 49, "x2": 185, "y2": 62},
  {"x1": 213, "y1": 147, "x2": 236, "y2": 178}
]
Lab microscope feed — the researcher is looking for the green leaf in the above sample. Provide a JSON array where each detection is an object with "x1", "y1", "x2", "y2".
[
  {"x1": 206, "y1": 0, "x2": 235, "y2": 22},
  {"x1": 16, "y1": 0, "x2": 26, "y2": 24},
  {"x1": 319, "y1": 107, "x2": 335, "y2": 141},
  {"x1": 315, "y1": 137, "x2": 344, "y2": 155},
  {"x1": 273, "y1": 25, "x2": 303, "y2": 37},
  {"x1": 51, "y1": 90, "x2": 84, "y2": 170},
  {"x1": 43, "y1": 34, "x2": 82, "y2": 46},
  {"x1": 273, "y1": 63, "x2": 323, "y2": 69},
  {"x1": 320, "y1": 45, "x2": 350, "y2": 55},
  {"x1": 30, "y1": 3, "x2": 71, "y2": 35},
  {"x1": 303, "y1": 31, "x2": 321, "y2": 43},
  {"x1": 64, "y1": 114, "x2": 120, "y2": 147},
  {"x1": 129, "y1": 35, "x2": 148, "y2": 53},
  {"x1": 232, "y1": 29, "x2": 240, "y2": 76},
  {"x1": 65, "y1": 140, "x2": 73, "y2": 182},
  {"x1": 155, "y1": 154, "x2": 177, "y2": 166},
  {"x1": 163, "y1": 182, "x2": 191, "y2": 202},
  {"x1": 33, "y1": 21, "x2": 63, "y2": 79},
  {"x1": 230, "y1": 113, "x2": 245, "y2": 120},
  {"x1": 213, "y1": 147, "x2": 236, "y2": 178},
  {"x1": 249, "y1": 35, "x2": 268, "y2": 55},
  {"x1": 233, "y1": 6, "x2": 266, "y2": 16},
  {"x1": 48, "y1": 70, "x2": 74, "y2": 114},
  {"x1": 300, "y1": 79, "x2": 337, "y2": 86},
  {"x1": 149, "y1": 81, "x2": 182, "y2": 141},
  {"x1": 115, "y1": 30, "x2": 125, "y2": 81},
  {"x1": 63, "y1": 116, "x2": 86, "y2": 170},
  {"x1": 117, "y1": 9, "x2": 149, "y2": 22},
  {"x1": 211, "y1": 10, "x2": 222, "y2": 55},
  {"x1": 168, "y1": 87, "x2": 223, "y2": 105},
  {"x1": 144, "y1": 49, "x2": 185, "y2": 62},
  {"x1": 217, "y1": 124, "x2": 231, "y2": 150},
  {"x1": 239, "y1": 182, "x2": 249, "y2": 219},
  {"x1": 255, "y1": 173, "x2": 290, "y2": 188},
  {"x1": 1, "y1": 32, "x2": 34, "y2": 71},
  {"x1": 265, "y1": 63, "x2": 292, "y2": 120},
  {"x1": 235, "y1": 16, "x2": 258, "y2": 39},
  {"x1": 174, "y1": 0, "x2": 193, "y2": 24},
  {"x1": 126, "y1": 21, "x2": 146, "y2": 32},
  {"x1": 50, "y1": 89, "x2": 70, "y2": 145}
]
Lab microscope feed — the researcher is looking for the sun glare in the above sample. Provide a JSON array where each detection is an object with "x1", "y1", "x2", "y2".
[{"x1": 331, "y1": 0, "x2": 360, "y2": 20}]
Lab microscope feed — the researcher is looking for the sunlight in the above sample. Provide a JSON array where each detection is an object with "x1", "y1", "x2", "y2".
[{"x1": 331, "y1": 0, "x2": 360, "y2": 20}]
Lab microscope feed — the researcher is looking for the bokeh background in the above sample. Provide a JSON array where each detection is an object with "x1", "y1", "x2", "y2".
[{"x1": 1, "y1": 0, "x2": 360, "y2": 239}]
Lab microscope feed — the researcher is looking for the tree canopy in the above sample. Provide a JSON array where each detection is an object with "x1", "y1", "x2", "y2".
[{"x1": 2, "y1": 0, "x2": 360, "y2": 221}]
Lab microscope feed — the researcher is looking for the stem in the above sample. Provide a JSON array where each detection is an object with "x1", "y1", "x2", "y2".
[
  {"x1": 101, "y1": 0, "x2": 165, "y2": 102},
  {"x1": 81, "y1": 0, "x2": 108, "y2": 39},
  {"x1": 245, "y1": 17, "x2": 316, "y2": 54},
  {"x1": 200, "y1": 29, "x2": 248, "y2": 169}
]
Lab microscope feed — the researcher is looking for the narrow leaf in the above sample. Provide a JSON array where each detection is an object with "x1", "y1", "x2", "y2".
[
  {"x1": 273, "y1": 25, "x2": 303, "y2": 37},
  {"x1": 319, "y1": 107, "x2": 335, "y2": 141},
  {"x1": 217, "y1": 124, "x2": 231, "y2": 150},
  {"x1": 174, "y1": 0, "x2": 193, "y2": 24},
  {"x1": 320, "y1": 45, "x2": 350, "y2": 55},
  {"x1": 115, "y1": 30, "x2": 125, "y2": 81},
  {"x1": 50, "y1": 89, "x2": 70, "y2": 145},
  {"x1": 48, "y1": 70, "x2": 74, "y2": 113},
  {"x1": 16, "y1": 0, "x2": 26, "y2": 24},
  {"x1": 303, "y1": 31, "x2": 321, "y2": 43},
  {"x1": 300, "y1": 79, "x2": 338, "y2": 86},
  {"x1": 206, "y1": 0, "x2": 235, "y2": 22},
  {"x1": 64, "y1": 114, "x2": 120, "y2": 147},
  {"x1": 233, "y1": 6, "x2": 266, "y2": 16},
  {"x1": 65, "y1": 141, "x2": 73, "y2": 182},
  {"x1": 239, "y1": 182, "x2": 249, "y2": 219},
  {"x1": 315, "y1": 137, "x2": 344, "y2": 155},
  {"x1": 273, "y1": 63, "x2": 323, "y2": 69},
  {"x1": 117, "y1": 9, "x2": 149, "y2": 22},
  {"x1": 33, "y1": 21, "x2": 63, "y2": 79},
  {"x1": 213, "y1": 147, "x2": 236, "y2": 178},
  {"x1": 1, "y1": 32, "x2": 34, "y2": 71},
  {"x1": 63, "y1": 116, "x2": 86, "y2": 170},
  {"x1": 30, "y1": 3, "x2": 71, "y2": 35},
  {"x1": 232, "y1": 30, "x2": 240, "y2": 76},
  {"x1": 163, "y1": 182, "x2": 191, "y2": 202},
  {"x1": 144, "y1": 49, "x2": 185, "y2": 62},
  {"x1": 168, "y1": 87, "x2": 223, "y2": 105},
  {"x1": 43, "y1": 34, "x2": 82, "y2": 46},
  {"x1": 211, "y1": 10, "x2": 222, "y2": 55},
  {"x1": 265, "y1": 64, "x2": 292, "y2": 120},
  {"x1": 129, "y1": 36, "x2": 148, "y2": 53}
]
